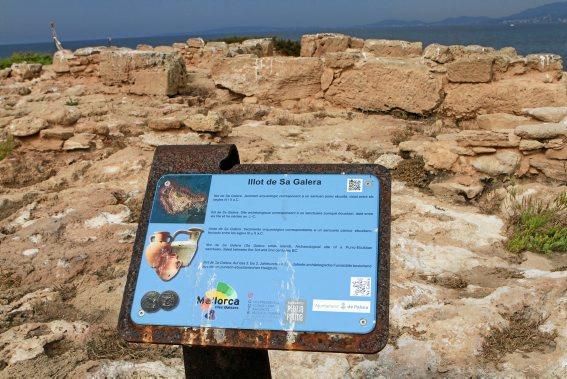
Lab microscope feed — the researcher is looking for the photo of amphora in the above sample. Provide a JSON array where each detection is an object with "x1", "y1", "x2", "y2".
[{"x1": 145, "y1": 228, "x2": 204, "y2": 281}]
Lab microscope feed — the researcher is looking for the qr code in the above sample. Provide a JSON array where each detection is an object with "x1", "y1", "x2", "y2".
[
  {"x1": 347, "y1": 178, "x2": 363, "y2": 192},
  {"x1": 350, "y1": 277, "x2": 371, "y2": 297}
]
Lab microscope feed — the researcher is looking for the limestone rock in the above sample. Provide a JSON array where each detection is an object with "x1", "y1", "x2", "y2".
[
  {"x1": 187, "y1": 38, "x2": 205, "y2": 49},
  {"x1": 240, "y1": 38, "x2": 274, "y2": 57},
  {"x1": 375, "y1": 154, "x2": 403, "y2": 169},
  {"x1": 476, "y1": 113, "x2": 532, "y2": 131},
  {"x1": 442, "y1": 78, "x2": 567, "y2": 118},
  {"x1": 519, "y1": 139, "x2": 544, "y2": 151},
  {"x1": 447, "y1": 57, "x2": 493, "y2": 83},
  {"x1": 363, "y1": 39, "x2": 423, "y2": 57},
  {"x1": 0, "y1": 68, "x2": 11, "y2": 79},
  {"x1": 99, "y1": 50, "x2": 187, "y2": 96},
  {"x1": 437, "y1": 130, "x2": 520, "y2": 148},
  {"x1": 423, "y1": 44, "x2": 453, "y2": 64},
  {"x1": 0, "y1": 321, "x2": 88, "y2": 365},
  {"x1": 44, "y1": 107, "x2": 81, "y2": 126},
  {"x1": 325, "y1": 58, "x2": 444, "y2": 114},
  {"x1": 52, "y1": 50, "x2": 74, "y2": 74},
  {"x1": 323, "y1": 51, "x2": 361, "y2": 69},
  {"x1": 429, "y1": 178, "x2": 484, "y2": 202},
  {"x1": 184, "y1": 112, "x2": 231, "y2": 136},
  {"x1": 148, "y1": 117, "x2": 183, "y2": 131},
  {"x1": 10, "y1": 63, "x2": 42, "y2": 81},
  {"x1": 300, "y1": 33, "x2": 351, "y2": 57},
  {"x1": 63, "y1": 133, "x2": 95, "y2": 150},
  {"x1": 525, "y1": 54, "x2": 563, "y2": 72},
  {"x1": 320, "y1": 68, "x2": 334, "y2": 91},
  {"x1": 0, "y1": 83, "x2": 32, "y2": 96},
  {"x1": 515, "y1": 123, "x2": 567, "y2": 140},
  {"x1": 472, "y1": 150, "x2": 522, "y2": 175},
  {"x1": 39, "y1": 127, "x2": 75, "y2": 140},
  {"x1": 529, "y1": 155, "x2": 567, "y2": 181},
  {"x1": 74, "y1": 121, "x2": 109, "y2": 136},
  {"x1": 7, "y1": 117, "x2": 48, "y2": 137},
  {"x1": 523, "y1": 107, "x2": 567, "y2": 123},
  {"x1": 140, "y1": 131, "x2": 204, "y2": 146},
  {"x1": 545, "y1": 146, "x2": 567, "y2": 160},
  {"x1": 211, "y1": 56, "x2": 323, "y2": 102},
  {"x1": 423, "y1": 148, "x2": 459, "y2": 171}
]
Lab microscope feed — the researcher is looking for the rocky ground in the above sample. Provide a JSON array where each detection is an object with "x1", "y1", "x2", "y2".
[{"x1": 0, "y1": 54, "x2": 566, "y2": 378}]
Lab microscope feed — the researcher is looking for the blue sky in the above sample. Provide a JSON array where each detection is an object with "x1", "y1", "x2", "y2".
[{"x1": 0, "y1": 0, "x2": 558, "y2": 44}]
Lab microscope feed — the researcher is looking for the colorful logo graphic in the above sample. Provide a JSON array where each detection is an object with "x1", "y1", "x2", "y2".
[{"x1": 197, "y1": 282, "x2": 240, "y2": 320}]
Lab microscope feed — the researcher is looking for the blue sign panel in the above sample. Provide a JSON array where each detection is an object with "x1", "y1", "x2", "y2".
[{"x1": 131, "y1": 174, "x2": 380, "y2": 334}]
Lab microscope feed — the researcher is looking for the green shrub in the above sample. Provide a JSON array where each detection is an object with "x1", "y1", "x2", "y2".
[
  {"x1": 0, "y1": 52, "x2": 52, "y2": 69},
  {"x1": 272, "y1": 37, "x2": 301, "y2": 56},
  {"x1": 0, "y1": 135, "x2": 15, "y2": 161},
  {"x1": 506, "y1": 191, "x2": 567, "y2": 254},
  {"x1": 66, "y1": 97, "x2": 79, "y2": 106}
]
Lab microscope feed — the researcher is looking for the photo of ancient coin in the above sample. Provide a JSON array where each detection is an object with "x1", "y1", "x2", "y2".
[
  {"x1": 158, "y1": 290, "x2": 180, "y2": 311},
  {"x1": 141, "y1": 291, "x2": 160, "y2": 313}
]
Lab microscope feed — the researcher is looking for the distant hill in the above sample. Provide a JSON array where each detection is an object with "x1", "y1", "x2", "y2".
[
  {"x1": 501, "y1": 1, "x2": 567, "y2": 24},
  {"x1": 363, "y1": 1, "x2": 567, "y2": 27}
]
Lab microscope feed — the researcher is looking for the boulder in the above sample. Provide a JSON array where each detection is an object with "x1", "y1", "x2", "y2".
[
  {"x1": 62, "y1": 133, "x2": 95, "y2": 150},
  {"x1": 429, "y1": 177, "x2": 484, "y2": 202},
  {"x1": 525, "y1": 54, "x2": 563, "y2": 72},
  {"x1": 211, "y1": 56, "x2": 323, "y2": 102},
  {"x1": 375, "y1": 154, "x2": 403, "y2": 169},
  {"x1": 300, "y1": 33, "x2": 351, "y2": 57},
  {"x1": 240, "y1": 38, "x2": 274, "y2": 57},
  {"x1": 325, "y1": 58, "x2": 444, "y2": 114},
  {"x1": 545, "y1": 146, "x2": 567, "y2": 160},
  {"x1": 529, "y1": 155, "x2": 567, "y2": 181},
  {"x1": 447, "y1": 57, "x2": 493, "y2": 83},
  {"x1": 44, "y1": 107, "x2": 81, "y2": 126},
  {"x1": 7, "y1": 117, "x2": 48, "y2": 137},
  {"x1": 0, "y1": 68, "x2": 11, "y2": 79},
  {"x1": 321, "y1": 68, "x2": 335, "y2": 91},
  {"x1": 39, "y1": 127, "x2": 75, "y2": 140},
  {"x1": 140, "y1": 131, "x2": 204, "y2": 146},
  {"x1": 184, "y1": 112, "x2": 231, "y2": 136},
  {"x1": 74, "y1": 121, "x2": 110, "y2": 136},
  {"x1": 476, "y1": 113, "x2": 533, "y2": 131},
  {"x1": 523, "y1": 107, "x2": 567, "y2": 123},
  {"x1": 10, "y1": 63, "x2": 42, "y2": 81},
  {"x1": 423, "y1": 44, "x2": 453, "y2": 64},
  {"x1": 148, "y1": 117, "x2": 183, "y2": 131},
  {"x1": 99, "y1": 50, "x2": 187, "y2": 96},
  {"x1": 442, "y1": 77, "x2": 567, "y2": 119},
  {"x1": 187, "y1": 38, "x2": 205, "y2": 49},
  {"x1": 363, "y1": 40, "x2": 423, "y2": 58},
  {"x1": 52, "y1": 50, "x2": 75, "y2": 74},
  {"x1": 519, "y1": 139, "x2": 544, "y2": 151},
  {"x1": 472, "y1": 150, "x2": 522, "y2": 176},
  {"x1": 515, "y1": 123, "x2": 567, "y2": 140},
  {"x1": 437, "y1": 129, "x2": 520, "y2": 148},
  {"x1": 323, "y1": 51, "x2": 361, "y2": 69}
]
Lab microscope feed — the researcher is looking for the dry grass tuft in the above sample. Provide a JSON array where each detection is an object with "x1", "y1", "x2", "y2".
[{"x1": 481, "y1": 309, "x2": 557, "y2": 362}]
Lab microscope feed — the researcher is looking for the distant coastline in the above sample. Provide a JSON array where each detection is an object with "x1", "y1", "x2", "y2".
[{"x1": 1, "y1": 24, "x2": 566, "y2": 60}]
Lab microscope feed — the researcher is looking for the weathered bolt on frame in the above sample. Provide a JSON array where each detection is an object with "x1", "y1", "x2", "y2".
[{"x1": 118, "y1": 145, "x2": 390, "y2": 376}]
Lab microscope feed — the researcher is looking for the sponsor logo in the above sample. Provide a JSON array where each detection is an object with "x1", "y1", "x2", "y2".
[{"x1": 198, "y1": 282, "x2": 239, "y2": 320}]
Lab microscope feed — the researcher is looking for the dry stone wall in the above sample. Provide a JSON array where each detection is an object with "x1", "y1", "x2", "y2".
[{"x1": 46, "y1": 34, "x2": 566, "y2": 187}]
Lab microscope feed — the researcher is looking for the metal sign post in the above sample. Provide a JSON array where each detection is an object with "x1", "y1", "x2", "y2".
[{"x1": 118, "y1": 145, "x2": 390, "y2": 377}]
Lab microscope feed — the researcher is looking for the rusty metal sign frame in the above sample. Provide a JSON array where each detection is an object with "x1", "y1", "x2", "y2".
[{"x1": 118, "y1": 144, "x2": 390, "y2": 354}]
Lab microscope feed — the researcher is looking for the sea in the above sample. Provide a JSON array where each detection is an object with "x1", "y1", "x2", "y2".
[{"x1": 1, "y1": 24, "x2": 567, "y2": 60}]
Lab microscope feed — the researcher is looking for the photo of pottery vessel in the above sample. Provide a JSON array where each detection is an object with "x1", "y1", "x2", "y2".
[{"x1": 145, "y1": 229, "x2": 204, "y2": 281}]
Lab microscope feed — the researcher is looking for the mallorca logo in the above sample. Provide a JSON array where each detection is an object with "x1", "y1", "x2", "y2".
[{"x1": 197, "y1": 282, "x2": 240, "y2": 319}]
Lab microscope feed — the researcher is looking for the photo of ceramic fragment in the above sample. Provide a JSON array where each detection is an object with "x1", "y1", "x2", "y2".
[{"x1": 145, "y1": 229, "x2": 204, "y2": 281}]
